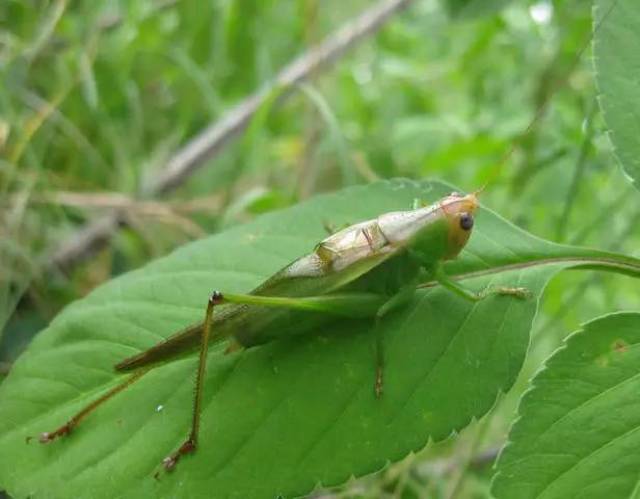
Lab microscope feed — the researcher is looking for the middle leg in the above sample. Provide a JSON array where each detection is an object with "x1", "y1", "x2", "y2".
[{"x1": 373, "y1": 285, "x2": 418, "y2": 398}]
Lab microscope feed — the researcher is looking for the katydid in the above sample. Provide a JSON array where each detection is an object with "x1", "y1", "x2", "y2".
[{"x1": 37, "y1": 191, "x2": 529, "y2": 473}]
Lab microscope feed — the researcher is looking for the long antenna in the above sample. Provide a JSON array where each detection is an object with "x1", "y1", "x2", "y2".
[{"x1": 485, "y1": 0, "x2": 620, "y2": 187}]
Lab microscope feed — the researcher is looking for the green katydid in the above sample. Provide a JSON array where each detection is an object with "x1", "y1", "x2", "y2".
[{"x1": 37, "y1": 190, "x2": 529, "y2": 472}]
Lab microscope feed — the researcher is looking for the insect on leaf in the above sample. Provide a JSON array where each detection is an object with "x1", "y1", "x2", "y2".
[
  {"x1": 0, "y1": 180, "x2": 638, "y2": 499},
  {"x1": 492, "y1": 312, "x2": 640, "y2": 499}
]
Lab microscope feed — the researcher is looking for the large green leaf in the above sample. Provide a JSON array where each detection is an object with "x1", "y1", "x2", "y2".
[
  {"x1": 594, "y1": 0, "x2": 640, "y2": 190},
  {"x1": 0, "y1": 180, "x2": 638, "y2": 499},
  {"x1": 492, "y1": 312, "x2": 640, "y2": 498}
]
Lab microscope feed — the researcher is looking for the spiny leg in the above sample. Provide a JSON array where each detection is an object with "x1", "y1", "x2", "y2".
[
  {"x1": 35, "y1": 367, "x2": 150, "y2": 444},
  {"x1": 161, "y1": 291, "x2": 222, "y2": 472},
  {"x1": 373, "y1": 285, "x2": 418, "y2": 398}
]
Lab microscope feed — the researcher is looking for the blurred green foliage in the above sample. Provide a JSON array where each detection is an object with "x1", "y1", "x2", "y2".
[{"x1": 0, "y1": 0, "x2": 636, "y2": 496}]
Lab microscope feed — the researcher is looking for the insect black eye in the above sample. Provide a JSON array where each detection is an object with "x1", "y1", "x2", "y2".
[{"x1": 459, "y1": 213, "x2": 473, "y2": 231}]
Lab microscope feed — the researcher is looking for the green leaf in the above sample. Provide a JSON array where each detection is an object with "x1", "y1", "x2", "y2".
[
  {"x1": 594, "y1": 0, "x2": 640, "y2": 190},
  {"x1": 443, "y1": 0, "x2": 513, "y2": 19},
  {"x1": 492, "y1": 312, "x2": 640, "y2": 499},
  {"x1": 0, "y1": 180, "x2": 638, "y2": 499}
]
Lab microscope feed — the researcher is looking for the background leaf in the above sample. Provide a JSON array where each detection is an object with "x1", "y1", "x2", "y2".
[
  {"x1": 443, "y1": 0, "x2": 513, "y2": 19},
  {"x1": 594, "y1": 0, "x2": 640, "y2": 190},
  {"x1": 0, "y1": 179, "x2": 638, "y2": 499},
  {"x1": 492, "y1": 312, "x2": 640, "y2": 499}
]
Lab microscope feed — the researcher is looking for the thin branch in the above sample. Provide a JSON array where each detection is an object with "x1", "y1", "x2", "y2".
[
  {"x1": 50, "y1": 213, "x2": 125, "y2": 272},
  {"x1": 24, "y1": 191, "x2": 222, "y2": 215},
  {"x1": 146, "y1": 0, "x2": 412, "y2": 195},
  {"x1": 47, "y1": 0, "x2": 414, "y2": 273}
]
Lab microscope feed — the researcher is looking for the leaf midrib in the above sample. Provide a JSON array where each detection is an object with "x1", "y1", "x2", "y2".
[{"x1": 422, "y1": 254, "x2": 640, "y2": 289}]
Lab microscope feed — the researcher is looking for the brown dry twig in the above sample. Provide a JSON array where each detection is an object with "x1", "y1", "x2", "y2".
[{"x1": 26, "y1": 191, "x2": 222, "y2": 216}]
